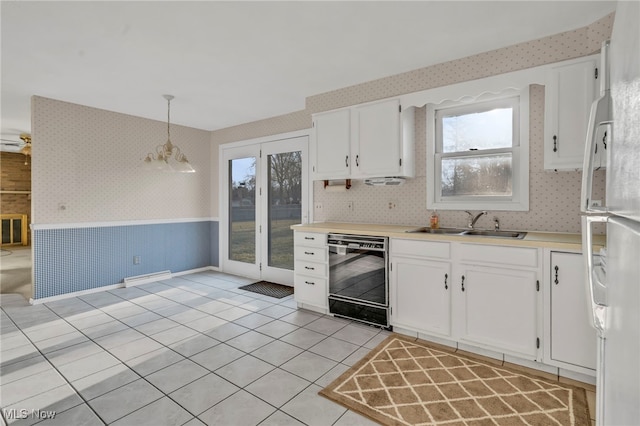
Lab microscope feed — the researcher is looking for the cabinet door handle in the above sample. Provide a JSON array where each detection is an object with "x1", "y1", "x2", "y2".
[
  {"x1": 356, "y1": 155, "x2": 359, "y2": 167},
  {"x1": 304, "y1": 266, "x2": 315, "y2": 271},
  {"x1": 305, "y1": 281, "x2": 315, "y2": 285},
  {"x1": 345, "y1": 155, "x2": 349, "y2": 168},
  {"x1": 444, "y1": 273, "x2": 448, "y2": 290},
  {"x1": 553, "y1": 135, "x2": 558, "y2": 153},
  {"x1": 304, "y1": 251, "x2": 314, "y2": 255},
  {"x1": 304, "y1": 236, "x2": 315, "y2": 240},
  {"x1": 461, "y1": 275, "x2": 465, "y2": 292},
  {"x1": 554, "y1": 265, "x2": 559, "y2": 285}
]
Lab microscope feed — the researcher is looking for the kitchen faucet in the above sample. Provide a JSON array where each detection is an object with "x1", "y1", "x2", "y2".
[{"x1": 465, "y1": 211, "x2": 487, "y2": 229}]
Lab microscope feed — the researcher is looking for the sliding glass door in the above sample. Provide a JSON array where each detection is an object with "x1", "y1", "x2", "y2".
[{"x1": 222, "y1": 136, "x2": 308, "y2": 284}]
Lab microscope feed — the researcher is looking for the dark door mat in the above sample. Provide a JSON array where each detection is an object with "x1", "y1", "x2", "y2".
[{"x1": 239, "y1": 281, "x2": 294, "y2": 299}]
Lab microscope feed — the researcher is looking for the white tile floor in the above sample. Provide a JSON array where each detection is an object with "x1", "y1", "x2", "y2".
[{"x1": 0, "y1": 271, "x2": 386, "y2": 425}]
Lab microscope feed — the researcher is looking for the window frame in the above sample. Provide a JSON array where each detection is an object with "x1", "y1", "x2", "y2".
[{"x1": 426, "y1": 89, "x2": 529, "y2": 211}]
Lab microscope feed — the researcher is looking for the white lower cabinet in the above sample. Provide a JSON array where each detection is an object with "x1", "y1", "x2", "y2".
[
  {"x1": 390, "y1": 240, "x2": 541, "y2": 361},
  {"x1": 293, "y1": 232, "x2": 328, "y2": 311},
  {"x1": 391, "y1": 256, "x2": 451, "y2": 337},
  {"x1": 390, "y1": 239, "x2": 452, "y2": 337},
  {"x1": 548, "y1": 251, "x2": 597, "y2": 371},
  {"x1": 294, "y1": 275, "x2": 327, "y2": 307},
  {"x1": 293, "y1": 230, "x2": 596, "y2": 377},
  {"x1": 454, "y1": 264, "x2": 539, "y2": 358}
]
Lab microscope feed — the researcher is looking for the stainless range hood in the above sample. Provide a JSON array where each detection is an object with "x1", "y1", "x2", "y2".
[{"x1": 364, "y1": 177, "x2": 406, "y2": 186}]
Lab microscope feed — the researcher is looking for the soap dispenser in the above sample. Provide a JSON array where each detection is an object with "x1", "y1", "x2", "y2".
[{"x1": 429, "y1": 210, "x2": 439, "y2": 229}]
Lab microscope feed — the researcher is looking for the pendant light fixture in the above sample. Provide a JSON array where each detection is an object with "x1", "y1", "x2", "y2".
[
  {"x1": 19, "y1": 133, "x2": 31, "y2": 166},
  {"x1": 142, "y1": 95, "x2": 195, "y2": 173}
]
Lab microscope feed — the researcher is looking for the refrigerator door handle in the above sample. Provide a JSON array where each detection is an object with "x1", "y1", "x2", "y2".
[
  {"x1": 581, "y1": 214, "x2": 609, "y2": 334},
  {"x1": 581, "y1": 103, "x2": 613, "y2": 213},
  {"x1": 581, "y1": 39, "x2": 611, "y2": 214},
  {"x1": 592, "y1": 263, "x2": 608, "y2": 306}
]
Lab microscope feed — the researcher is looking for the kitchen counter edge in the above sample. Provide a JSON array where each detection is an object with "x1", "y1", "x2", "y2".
[{"x1": 291, "y1": 222, "x2": 605, "y2": 251}]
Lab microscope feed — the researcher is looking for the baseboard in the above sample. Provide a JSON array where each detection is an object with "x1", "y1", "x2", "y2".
[
  {"x1": 559, "y1": 367, "x2": 597, "y2": 385},
  {"x1": 457, "y1": 342, "x2": 504, "y2": 363},
  {"x1": 30, "y1": 266, "x2": 220, "y2": 305},
  {"x1": 296, "y1": 302, "x2": 328, "y2": 315},
  {"x1": 392, "y1": 326, "x2": 418, "y2": 339},
  {"x1": 124, "y1": 271, "x2": 172, "y2": 287},
  {"x1": 417, "y1": 332, "x2": 458, "y2": 349},
  {"x1": 30, "y1": 283, "x2": 123, "y2": 305},
  {"x1": 504, "y1": 354, "x2": 559, "y2": 376},
  {"x1": 173, "y1": 266, "x2": 219, "y2": 276}
]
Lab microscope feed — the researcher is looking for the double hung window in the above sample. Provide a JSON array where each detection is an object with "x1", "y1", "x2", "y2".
[{"x1": 427, "y1": 90, "x2": 529, "y2": 211}]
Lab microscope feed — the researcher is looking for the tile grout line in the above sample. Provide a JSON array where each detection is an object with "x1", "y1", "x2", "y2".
[
  {"x1": 101, "y1": 280, "x2": 379, "y2": 424},
  {"x1": 36, "y1": 295, "x2": 234, "y2": 424},
  {"x1": 0, "y1": 306, "x2": 108, "y2": 426},
  {"x1": 63, "y1": 280, "x2": 272, "y2": 423},
  {"x1": 91, "y1": 280, "x2": 330, "y2": 424},
  {"x1": 37, "y1": 301, "x2": 220, "y2": 425},
  {"x1": 4, "y1": 273, "x2": 385, "y2": 425},
  {"x1": 40, "y1": 276, "x2": 317, "y2": 424}
]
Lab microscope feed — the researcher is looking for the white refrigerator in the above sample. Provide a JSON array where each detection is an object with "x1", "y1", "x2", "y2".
[{"x1": 581, "y1": 2, "x2": 640, "y2": 425}]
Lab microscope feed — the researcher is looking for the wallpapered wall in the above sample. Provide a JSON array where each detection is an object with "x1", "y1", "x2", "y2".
[
  {"x1": 32, "y1": 96, "x2": 212, "y2": 224},
  {"x1": 30, "y1": 97, "x2": 215, "y2": 299},
  {"x1": 211, "y1": 13, "x2": 613, "y2": 234}
]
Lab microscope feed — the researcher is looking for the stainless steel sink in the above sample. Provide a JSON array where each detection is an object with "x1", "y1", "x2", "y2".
[
  {"x1": 405, "y1": 227, "x2": 466, "y2": 235},
  {"x1": 461, "y1": 230, "x2": 527, "y2": 239},
  {"x1": 405, "y1": 227, "x2": 527, "y2": 239}
]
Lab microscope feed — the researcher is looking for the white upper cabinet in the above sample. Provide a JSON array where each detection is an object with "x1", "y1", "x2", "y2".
[
  {"x1": 310, "y1": 109, "x2": 351, "y2": 179},
  {"x1": 311, "y1": 98, "x2": 415, "y2": 180},
  {"x1": 544, "y1": 54, "x2": 602, "y2": 170}
]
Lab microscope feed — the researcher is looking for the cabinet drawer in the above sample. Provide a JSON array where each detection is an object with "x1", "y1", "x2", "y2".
[
  {"x1": 294, "y1": 232, "x2": 326, "y2": 248},
  {"x1": 295, "y1": 246, "x2": 327, "y2": 262},
  {"x1": 391, "y1": 239, "x2": 451, "y2": 259},
  {"x1": 294, "y1": 275, "x2": 327, "y2": 306},
  {"x1": 459, "y1": 244, "x2": 538, "y2": 268},
  {"x1": 295, "y1": 260, "x2": 327, "y2": 278}
]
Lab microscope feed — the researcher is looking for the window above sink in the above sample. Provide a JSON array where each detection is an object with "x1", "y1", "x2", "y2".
[{"x1": 426, "y1": 88, "x2": 530, "y2": 212}]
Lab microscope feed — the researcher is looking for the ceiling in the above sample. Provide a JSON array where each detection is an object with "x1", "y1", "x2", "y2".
[{"x1": 0, "y1": 1, "x2": 616, "y2": 144}]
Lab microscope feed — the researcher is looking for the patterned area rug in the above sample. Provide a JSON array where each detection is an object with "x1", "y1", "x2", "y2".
[
  {"x1": 238, "y1": 281, "x2": 294, "y2": 299},
  {"x1": 319, "y1": 335, "x2": 590, "y2": 425}
]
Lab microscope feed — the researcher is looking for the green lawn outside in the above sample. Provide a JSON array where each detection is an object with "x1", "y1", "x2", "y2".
[{"x1": 230, "y1": 219, "x2": 300, "y2": 270}]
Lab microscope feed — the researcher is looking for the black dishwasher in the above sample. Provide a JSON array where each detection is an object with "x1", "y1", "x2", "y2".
[{"x1": 327, "y1": 233, "x2": 390, "y2": 329}]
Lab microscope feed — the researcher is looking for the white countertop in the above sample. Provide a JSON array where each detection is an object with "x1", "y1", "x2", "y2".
[{"x1": 291, "y1": 222, "x2": 606, "y2": 251}]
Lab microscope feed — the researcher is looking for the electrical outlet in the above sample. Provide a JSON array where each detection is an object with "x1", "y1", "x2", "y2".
[
  {"x1": 133, "y1": 256, "x2": 141, "y2": 265},
  {"x1": 591, "y1": 200, "x2": 602, "y2": 207},
  {"x1": 388, "y1": 201, "x2": 397, "y2": 209},
  {"x1": 314, "y1": 202, "x2": 323, "y2": 210},
  {"x1": 347, "y1": 201, "x2": 354, "y2": 211}
]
